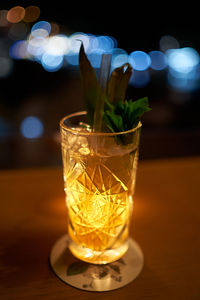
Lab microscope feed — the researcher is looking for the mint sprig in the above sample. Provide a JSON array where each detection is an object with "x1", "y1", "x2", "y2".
[{"x1": 104, "y1": 97, "x2": 151, "y2": 133}]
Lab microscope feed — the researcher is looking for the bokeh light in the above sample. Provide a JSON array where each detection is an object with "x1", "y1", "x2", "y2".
[
  {"x1": 166, "y1": 47, "x2": 200, "y2": 91},
  {"x1": 7, "y1": 6, "x2": 25, "y2": 23},
  {"x1": 31, "y1": 28, "x2": 49, "y2": 38},
  {"x1": 110, "y1": 48, "x2": 128, "y2": 70},
  {"x1": 0, "y1": 10, "x2": 9, "y2": 27},
  {"x1": 23, "y1": 6, "x2": 40, "y2": 23},
  {"x1": 166, "y1": 47, "x2": 200, "y2": 73},
  {"x1": 65, "y1": 52, "x2": 79, "y2": 66},
  {"x1": 92, "y1": 35, "x2": 116, "y2": 52},
  {"x1": 167, "y1": 67, "x2": 200, "y2": 92},
  {"x1": 111, "y1": 53, "x2": 129, "y2": 69},
  {"x1": 129, "y1": 51, "x2": 151, "y2": 71},
  {"x1": 8, "y1": 23, "x2": 29, "y2": 40},
  {"x1": 31, "y1": 21, "x2": 51, "y2": 37},
  {"x1": 20, "y1": 116, "x2": 44, "y2": 139},
  {"x1": 5, "y1": 16, "x2": 200, "y2": 87},
  {"x1": 27, "y1": 36, "x2": 47, "y2": 57},
  {"x1": 41, "y1": 53, "x2": 64, "y2": 71},
  {"x1": 50, "y1": 22, "x2": 60, "y2": 36},
  {"x1": 149, "y1": 50, "x2": 167, "y2": 70},
  {"x1": 69, "y1": 32, "x2": 90, "y2": 54},
  {"x1": 45, "y1": 34, "x2": 71, "y2": 55},
  {"x1": 86, "y1": 34, "x2": 98, "y2": 53},
  {"x1": 87, "y1": 49, "x2": 104, "y2": 68},
  {"x1": 159, "y1": 35, "x2": 180, "y2": 52},
  {"x1": 65, "y1": 33, "x2": 90, "y2": 66},
  {"x1": 0, "y1": 57, "x2": 13, "y2": 78},
  {"x1": 9, "y1": 40, "x2": 29, "y2": 59}
]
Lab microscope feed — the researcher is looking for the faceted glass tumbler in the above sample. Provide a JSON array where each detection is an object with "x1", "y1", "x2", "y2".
[{"x1": 60, "y1": 111, "x2": 141, "y2": 264}]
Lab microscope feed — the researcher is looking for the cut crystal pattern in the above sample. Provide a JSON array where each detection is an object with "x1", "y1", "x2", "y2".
[{"x1": 66, "y1": 158, "x2": 131, "y2": 251}]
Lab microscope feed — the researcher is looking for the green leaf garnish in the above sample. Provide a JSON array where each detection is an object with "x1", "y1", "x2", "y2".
[
  {"x1": 79, "y1": 44, "x2": 151, "y2": 133},
  {"x1": 104, "y1": 97, "x2": 151, "y2": 132},
  {"x1": 93, "y1": 53, "x2": 112, "y2": 132},
  {"x1": 107, "y1": 63, "x2": 132, "y2": 103},
  {"x1": 79, "y1": 43, "x2": 100, "y2": 125},
  {"x1": 103, "y1": 110, "x2": 124, "y2": 133}
]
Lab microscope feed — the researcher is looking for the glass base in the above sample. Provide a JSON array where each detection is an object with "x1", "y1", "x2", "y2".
[
  {"x1": 68, "y1": 238, "x2": 129, "y2": 264},
  {"x1": 49, "y1": 234, "x2": 144, "y2": 291}
]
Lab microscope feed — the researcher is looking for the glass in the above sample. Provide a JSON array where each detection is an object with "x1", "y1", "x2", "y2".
[{"x1": 60, "y1": 111, "x2": 141, "y2": 264}]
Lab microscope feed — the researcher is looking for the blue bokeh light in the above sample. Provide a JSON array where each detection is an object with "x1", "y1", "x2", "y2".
[
  {"x1": 166, "y1": 47, "x2": 200, "y2": 73},
  {"x1": 110, "y1": 48, "x2": 128, "y2": 70},
  {"x1": 92, "y1": 35, "x2": 116, "y2": 52},
  {"x1": 69, "y1": 32, "x2": 90, "y2": 54},
  {"x1": 9, "y1": 40, "x2": 29, "y2": 59},
  {"x1": 166, "y1": 48, "x2": 200, "y2": 91},
  {"x1": 88, "y1": 49, "x2": 105, "y2": 68},
  {"x1": 167, "y1": 68, "x2": 200, "y2": 91},
  {"x1": 111, "y1": 54, "x2": 129, "y2": 69},
  {"x1": 20, "y1": 116, "x2": 44, "y2": 139},
  {"x1": 31, "y1": 21, "x2": 51, "y2": 36},
  {"x1": 129, "y1": 51, "x2": 151, "y2": 71},
  {"x1": 41, "y1": 53, "x2": 63, "y2": 71},
  {"x1": 27, "y1": 37, "x2": 47, "y2": 57},
  {"x1": 149, "y1": 50, "x2": 167, "y2": 70},
  {"x1": 65, "y1": 53, "x2": 79, "y2": 66}
]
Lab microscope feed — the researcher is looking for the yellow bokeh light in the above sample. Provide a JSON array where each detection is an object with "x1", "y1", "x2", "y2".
[
  {"x1": 23, "y1": 6, "x2": 40, "y2": 23},
  {"x1": 7, "y1": 6, "x2": 25, "y2": 23}
]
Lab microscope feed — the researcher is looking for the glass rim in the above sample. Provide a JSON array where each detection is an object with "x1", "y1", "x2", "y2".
[{"x1": 60, "y1": 111, "x2": 142, "y2": 136}]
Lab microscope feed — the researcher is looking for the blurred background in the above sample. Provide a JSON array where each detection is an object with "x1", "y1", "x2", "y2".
[{"x1": 0, "y1": 1, "x2": 200, "y2": 169}]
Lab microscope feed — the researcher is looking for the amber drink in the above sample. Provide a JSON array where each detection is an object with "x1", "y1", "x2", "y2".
[{"x1": 60, "y1": 111, "x2": 141, "y2": 264}]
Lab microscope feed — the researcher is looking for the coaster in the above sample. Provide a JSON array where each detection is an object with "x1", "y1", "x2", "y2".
[{"x1": 49, "y1": 234, "x2": 144, "y2": 292}]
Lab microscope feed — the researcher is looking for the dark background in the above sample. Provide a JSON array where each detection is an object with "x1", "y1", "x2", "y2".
[{"x1": 1, "y1": 1, "x2": 200, "y2": 169}]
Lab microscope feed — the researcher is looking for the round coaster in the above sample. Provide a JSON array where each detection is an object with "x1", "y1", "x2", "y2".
[{"x1": 49, "y1": 234, "x2": 144, "y2": 292}]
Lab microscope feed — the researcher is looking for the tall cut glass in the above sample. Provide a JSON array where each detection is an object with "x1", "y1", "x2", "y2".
[{"x1": 60, "y1": 111, "x2": 141, "y2": 264}]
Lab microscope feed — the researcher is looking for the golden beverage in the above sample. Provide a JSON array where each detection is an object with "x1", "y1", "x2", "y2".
[{"x1": 60, "y1": 112, "x2": 141, "y2": 264}]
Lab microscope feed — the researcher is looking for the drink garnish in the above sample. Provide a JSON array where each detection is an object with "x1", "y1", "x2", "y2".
[{"x1": 79, "y1": 43, "x2": 151, "y2": 133}]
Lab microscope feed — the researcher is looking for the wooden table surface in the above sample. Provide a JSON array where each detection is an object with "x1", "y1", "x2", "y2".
[{"x1": 0, "y1": 157, "x2": 200, "y2": 299}]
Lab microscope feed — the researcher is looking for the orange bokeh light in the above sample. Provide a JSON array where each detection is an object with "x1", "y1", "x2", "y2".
[
  {"x1": 23, "y1": 6, "x2": 40, "y2": 23},
  {"x1": 7, "y1": 6, "x2": 25, "y2": 23}
]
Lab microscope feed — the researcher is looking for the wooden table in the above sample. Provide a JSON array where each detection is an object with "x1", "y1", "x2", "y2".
[{"x1": 0, "y1": 157, "x2": 200, "y2": 299}]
